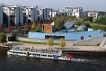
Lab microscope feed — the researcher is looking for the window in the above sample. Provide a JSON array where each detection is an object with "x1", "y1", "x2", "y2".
[
  {"x1": 48, "y1": 55, "x2": 52, "y2": 57},
  {"x1": 41, "y1": 55, "x2": 47, "y2": 57},
  {"x1": 81, "y1": 36, "x2": 84, "y2": 40},
  {"x1": 89, "y1": 35, "x2": 92, "y2": 37}
]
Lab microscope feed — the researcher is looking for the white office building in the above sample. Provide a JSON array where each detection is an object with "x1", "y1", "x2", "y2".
[
  {"x1": 88, "y1": 11, "x2": 98, "y2": 20},
  {"x1": 65, "y1": 7, "x2": 83, "y2": 17},
  {"x1": 51, "y1": 10, "x2": 56, "y2": 17}
]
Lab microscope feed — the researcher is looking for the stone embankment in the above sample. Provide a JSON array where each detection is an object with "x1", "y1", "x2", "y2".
[{"x1": 73, "y1": 37, "x2": 105, "y2": 46}]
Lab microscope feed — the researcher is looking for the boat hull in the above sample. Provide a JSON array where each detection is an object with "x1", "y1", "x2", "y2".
[{"x1": 7, "y1": 51, "x2": 71, "y2": 61}]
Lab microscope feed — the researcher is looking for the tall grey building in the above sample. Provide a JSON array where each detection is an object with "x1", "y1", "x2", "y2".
[
  {"x1": 43, "y1": 8, "x2": 53, "y2": 21},
  {"x1": 23, "y1": 6, "x2": 38, "y2": 24},
  {"x1": 2, "y1": 4, "x2": 23, "y2": 27}
]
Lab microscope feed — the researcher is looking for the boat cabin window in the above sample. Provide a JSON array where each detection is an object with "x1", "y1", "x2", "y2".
[
  {"x1": 13, "y1": 52, "x2": 18, "y2": 53},
  {"x1": 36, "y1": 54, "x2": 40, "y2": 56},
  {"x1": 20, "y1": 52, "x2": 23, "y2": 54},
  {"x1": 32, "y1": 54, "x2": 37, "y2": 55},
  {"x1": 32, "y1": 54, "x2": 35, "y2": 55},
  {"x1": 41, "y1": 55, "x2": 47, "y2": 57},
  {"x1": 48, "y1": 55, "x2": 52, "y2": 57},
  {"x1": 29, "y1": 53, "x2": 31, "y2": 55}
]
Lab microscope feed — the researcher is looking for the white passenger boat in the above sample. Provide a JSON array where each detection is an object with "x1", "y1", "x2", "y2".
[{"x1": 7, "y1": 47, "x2": 72, "y2": 61}]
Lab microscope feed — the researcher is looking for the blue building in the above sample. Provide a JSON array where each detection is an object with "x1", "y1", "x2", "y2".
[{"x1": 28, "y1": 30, "x2": 103, "y2": 40}]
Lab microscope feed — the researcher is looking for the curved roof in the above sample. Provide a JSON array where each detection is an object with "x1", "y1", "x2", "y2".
[
  {"x1": 64, "y1": 22, "x2": 74, "y2": 29},
  {"x1": 77, "y1": 25, "x2": 88, "y2": 31}
]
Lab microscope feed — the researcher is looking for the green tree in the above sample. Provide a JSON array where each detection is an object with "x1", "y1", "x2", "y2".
[
  {"x1": 54, "y1": 16, "x2": 66, "y2": 30},
  {"x1": 75, "y1": 21, "x2": 82, "y2": 26},
  {"x1": 35, "y1": 28, "x2": 42, "y2": 32},
  {"x1": 59, "y1": 38, "x2": 66, "y2": 49},
  {"x1": 88, "y1": 17, "x2": 93, "y2": 22},
  {"x1": 95, "y1": 16, "x2": 106, "y2": 25},
  {"x1": 31, "y1": 23, "x2": 36, "y2": 30},
  {"x1": 47, "y1": 37, "x2": 53, "y2": 49},
  {"x1": 83, "y1": 22, "x2": 90, "y2": 27},
  {"x1": 0, "y1": 33, "x2": 6, "y2": 45},
  {"x1": 55, "y1": 19, "x2": 65, "y2": 30},
  {"x1": 82, "y1": 16, "x2": 88, "y2": 22}
]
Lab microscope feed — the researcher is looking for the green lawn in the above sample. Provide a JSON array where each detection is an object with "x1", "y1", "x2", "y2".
[
  {"x1": 88, "y1": 22, "x2": 106, "y2": 31},
  {"x1": 89, "y1": 22, "x2": 106, "y2": 26},
  {"x1": 16, "y1": 40, "x2": 59, "y2": 45}
]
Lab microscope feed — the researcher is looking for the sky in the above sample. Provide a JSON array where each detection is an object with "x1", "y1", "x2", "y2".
[{"x1": 0, "y1": 0, "x2": 105, "y2": 11}]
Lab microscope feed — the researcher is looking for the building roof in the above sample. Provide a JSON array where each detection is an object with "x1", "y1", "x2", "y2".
[
  {"x1": 64, "y1": 21, "x2": 74, "y2": 29},
  {"x1": 77, "y1": 25, "x2": 88, "y2": 31},
  {"x1": 43, "y1": 20, "x2": 53, "y2": 25}
]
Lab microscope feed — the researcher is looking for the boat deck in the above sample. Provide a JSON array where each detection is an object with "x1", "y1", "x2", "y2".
[{"x1": 11, "y1": 47, "x2": 61, "y2": 55}]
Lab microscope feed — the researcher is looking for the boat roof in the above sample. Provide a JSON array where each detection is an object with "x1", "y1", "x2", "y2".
[{"x1": 11, "y1": 47, "x2": 62, "y2": 55}]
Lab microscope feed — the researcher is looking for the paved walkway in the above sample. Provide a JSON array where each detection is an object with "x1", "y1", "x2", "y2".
[{"x1": 7, "y1": 41, "x2": 106, "y2": 51}]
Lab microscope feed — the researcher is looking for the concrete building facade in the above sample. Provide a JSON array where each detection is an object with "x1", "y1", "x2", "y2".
[
  {"x1": 23, "y1": 7, "x2": 38, "y2": 24},
  {"x1": 28, "y1": 30, "x2": 103, "y2": 40},
  {"x1": 43, "y1": 8, "x2": 53, "y2": 21},
  {"x1": 0, "y1": 4, "x2": 88, "y2": 27},
  {"x1": 65, "y1": 7, "x2": 83, "y2": 17},
  {"x1": 38, "y1": 8, "x2": 43, "y2": 20},
  {"x1": 2, "y1": 4, "x2": 23, "y2": 27},
  {"x1": 88, "y1": 11, "x2": 98, "y2": 20}
]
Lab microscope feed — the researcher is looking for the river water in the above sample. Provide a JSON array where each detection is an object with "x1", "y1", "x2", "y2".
[{"x1": 0, "y1": 50, "x2": 106, "y2": 71}]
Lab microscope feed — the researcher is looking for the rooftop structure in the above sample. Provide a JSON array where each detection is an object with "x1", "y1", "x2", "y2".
[
  {"x1": 77, "y1": 25, "x2": 88, "y2": 31},
  {"x1": 42, "y1": 21, "x2": 56, "y2": 33},
  {"x1": 64, "y1": 21, "x2": 75, "y2": 29}
]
